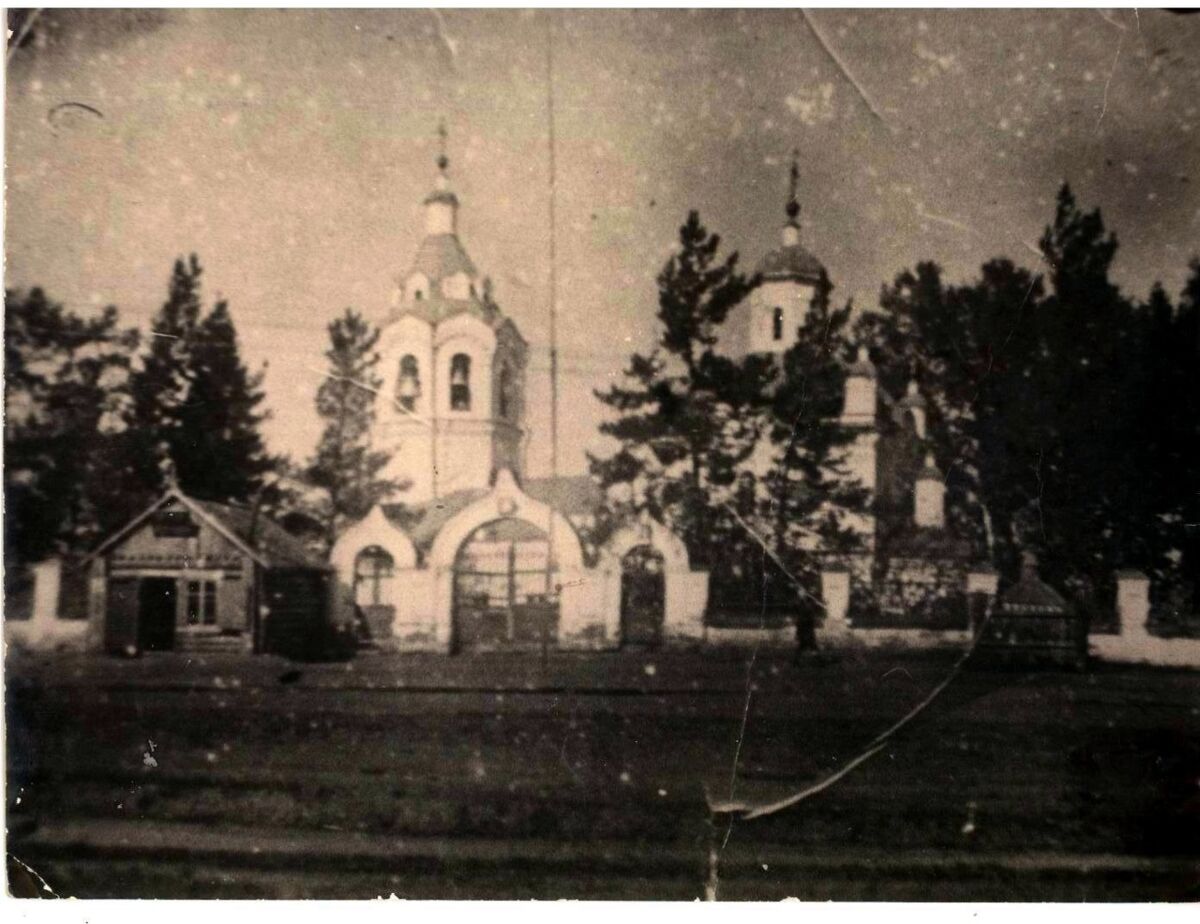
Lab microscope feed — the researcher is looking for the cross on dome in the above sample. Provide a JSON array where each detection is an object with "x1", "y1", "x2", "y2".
[{"x1": 786, "y1": 147, "x2": 801, "y2": 223}]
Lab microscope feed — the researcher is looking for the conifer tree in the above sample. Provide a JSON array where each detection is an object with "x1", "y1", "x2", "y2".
[
  {"x1": 304, "y1": 309, "x2": 399, "y2": 555},
  {"x1": 173, "y1": 299, "x2": 274, "y2": 501},
  {"x1": 855, "y1": 258, "x2": 1044, "y2": 576},
  {"x1": 4, "y1": 288, "x2": 139, "y2": 563},
  {"x1": 749, "y1": 296, "x2": 870, "y2": 645},
  {"x1": 123, "y1": 255, "x2": 275, "y2": 505},
  {"x1": 124, "y1": 254, "x2": 205, "y2": 497},
  {"x1": 590, "y1": 212, "x2": 766, "y2": 567}
]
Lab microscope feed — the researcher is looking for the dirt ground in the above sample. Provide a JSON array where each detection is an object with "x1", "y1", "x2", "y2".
[{"x1": 5, "y1": 646, "x2": 1199, "y2": 900}]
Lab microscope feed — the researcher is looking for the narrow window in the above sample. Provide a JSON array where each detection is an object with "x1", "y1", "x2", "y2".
[
  {"x1": 186, "y1": 580, "x2": 218, "y2": 626},
  {"x1": 498, "y1": 365, "x2": 512, "y2": 419},
  {"x1": 396, "y1": 354, "x2": 420, "y2": 411},
  {"x1": 772, "y1": 306, "x2": 785, "y2": 341},
  {"x1": 450, "y1": 353, "x2": 471, "y2": 411},
  {"x1": 354, "y1": 546, "x2": 394, "y2": 606}
]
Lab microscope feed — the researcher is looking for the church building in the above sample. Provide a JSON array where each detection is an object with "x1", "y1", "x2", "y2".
[
  {"x1": 329, "y1": 139, "x2": 971, "y2": 654},
  {"x1": 716, "y1": 153, "x2": 971, "y2": 624}
]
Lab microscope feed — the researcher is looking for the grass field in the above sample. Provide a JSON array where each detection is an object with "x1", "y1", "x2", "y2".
[{"x1": 5, "y1": 647, "x2": 1199, "y2": 900}]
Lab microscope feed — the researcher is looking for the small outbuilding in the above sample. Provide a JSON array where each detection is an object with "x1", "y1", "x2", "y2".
[
  {"x1": 86, "y1": 488, "x2": 337, "y2": 659},
  {"x1": 973, "y1": 552, "x2": 1087, "y2": 669}
]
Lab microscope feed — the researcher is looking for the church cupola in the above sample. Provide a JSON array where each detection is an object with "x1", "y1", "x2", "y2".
[
  {"x1": 914, "y1": 452, "x2": 945, "y2": 529},
  {"x1": 723, "y1": 150, "x2": 831, "y2": 358},
  {"x1": 899, "y1": 379, "x2": 927, "y2": 439},
  {"x1": 394, "y1": 123, "x2": 491, "y2": 320},
  {"x1": 423, "y1": 122, "x2": 459, "y2": 237},
  {"x1": 842, "y1": 345, "x2": 877, "y2": 426}
]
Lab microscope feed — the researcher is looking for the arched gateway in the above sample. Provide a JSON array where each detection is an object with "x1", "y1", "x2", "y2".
[
  {"x1": 451, "y1": 518, "x2": 558, "y2": 651},
  {"x1": 427, "y1": 470, "x2": 586, "y2": 653}
]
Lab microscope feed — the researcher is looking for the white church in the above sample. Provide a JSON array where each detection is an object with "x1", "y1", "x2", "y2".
[{"x1": 329, "y1": 142, "x2": 971, "y2": 653}]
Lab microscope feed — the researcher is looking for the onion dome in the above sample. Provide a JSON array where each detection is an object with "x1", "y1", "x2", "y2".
[
  {"x1": 757, "y1": 148, "x2": 826, "y2": 284},
  {"x1": 757, "y1": 242, "x2": 826, "y2": 284}
]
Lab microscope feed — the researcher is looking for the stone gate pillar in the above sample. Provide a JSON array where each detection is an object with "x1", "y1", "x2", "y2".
[{"x1": 1115, "y1": 570, "x2": 1151, "y2": 640}]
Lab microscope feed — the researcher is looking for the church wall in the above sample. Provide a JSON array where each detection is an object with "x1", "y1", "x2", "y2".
[
  {"x1": 558, "y1": 568, "x2": 620, "y2": 650},
  {"x1": 435, "y1": 419, "x2": 501, "y2": 496},
  {"x1": 388, "y1": 569, "x2": 441, "y2": 650}
]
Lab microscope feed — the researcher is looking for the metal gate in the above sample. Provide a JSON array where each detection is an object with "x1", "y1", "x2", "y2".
[
  {"x1": 452, "y1": 519, "x2": 559, "y2": 652},
  {"x1": 620, "y1": 544, "x2": 666, "y2": 646}
]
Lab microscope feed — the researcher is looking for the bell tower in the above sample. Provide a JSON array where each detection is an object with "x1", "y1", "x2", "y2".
[{"x1": 374, "y1": 124, "x2": 528, "y2": 503}]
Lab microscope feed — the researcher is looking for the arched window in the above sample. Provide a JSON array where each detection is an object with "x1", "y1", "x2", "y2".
[
  {"x1": 396, "y1": 354, "x2": 420, "y2": 412},
  {"x1": 772, "y1": 306, "x2": 785, "y2": 341},
  {"x1": 498, "y1": 365, "x2": 512, "y2": 420},
  {"x1": 450, "y1": 353, "x2": 471, "y2": 411},
  {"x1": 354, "y1": 546, "x2": 395, "y2": 606}
]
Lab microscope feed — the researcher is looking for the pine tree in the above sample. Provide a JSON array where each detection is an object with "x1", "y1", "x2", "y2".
[
  {"x1": 855, "y1": 258, "x2": 1044, "y2": 576},
  {"x1": 173, "y1": 299, "x2": 274, "y2": 502},
  {"x1": 590, "y1": 212, "x2": 765, "y2": 567},
  {"x1": 1137, "y1": 264, "x2": 1200, "y2": 621},
  {"x1": 125, "y1": 254, "x2": 206, "y2": 496},
  {"x1": 4, "y1": 288, "x2": 139, "y2": 564},
  {"x1": 1031, "y1": 184, "x2": 1142, "y2": 602},
  {"x1": 304, "y1": 309, "x2": 399, "y2": 555},
  {"x1": 125, "y1": 255, "x2": 275, "y2": 505}
]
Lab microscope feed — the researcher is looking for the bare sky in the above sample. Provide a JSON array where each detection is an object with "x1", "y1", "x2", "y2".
[{"x1": 6, "y1": 9, "x2": 1199, "y2": 478}]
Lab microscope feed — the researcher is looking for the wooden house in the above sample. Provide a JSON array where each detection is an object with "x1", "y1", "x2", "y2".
[{"x1": 86, "y1": 489, "x2": 337, "y2": 659}]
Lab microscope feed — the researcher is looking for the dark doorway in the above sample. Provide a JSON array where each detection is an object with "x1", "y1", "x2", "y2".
[
  {"x1": 138, "y1": 578, "x2": 177, "y2": 652},
  {"x1": 620, "y1": 544, "x2": 666, "y2": 647},
  {"x1": 104, "y1": 577, "x2": 140, "y2": 655}
]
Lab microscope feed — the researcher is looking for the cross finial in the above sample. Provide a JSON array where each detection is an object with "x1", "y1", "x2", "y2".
[
  {"x1": 786, "y1": 148, "x2": 800, "y2": 222},
  {"x1": 436, "y1": 119, "x2": 449, "y2": 174}
]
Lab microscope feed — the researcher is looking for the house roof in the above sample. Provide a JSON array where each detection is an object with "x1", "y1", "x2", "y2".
[
  {"x1": 408, "y1": 232, "x2": 477, "y2": 283},
  {"x1": 997, "y1": 558, "x2": 1068, "y2": 614},
  {"x1": 88, "y1": 489, "x2": 329, "y2": 571},
  {"x1": 524, "y1": 474, "x2": 603, "y2": 518},
  {"x1": 382, "y1": 474, "x2": 602, "y2": 552},
  {"x1": 189, "y1": 498, "x2": 329, "y2": 570},
  {"x1": 389, "y1": 293, "x2": 500, "y2": 326}
]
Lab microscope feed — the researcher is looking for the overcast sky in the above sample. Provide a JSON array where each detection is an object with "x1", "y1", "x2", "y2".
[{"x1": 6, "y1": 8, "x2": 1199, "y2": 478}]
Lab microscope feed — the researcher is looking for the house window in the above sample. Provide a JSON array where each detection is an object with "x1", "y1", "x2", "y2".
[
  {"x1": 772, "y1": 306, "x2": 785, "y2": 341},
  {"x1": 498, "y1": 365, "x2": 512, "y2": 420},
  {"x1": 354, "y1": 546, "x2": 394, "y2": 606},
  {"x1": 450, "y1": 353, "x2": 471, "y2": 411},
  {"x1": 397, "y1": 354, "x2": 421, "y2": 412},
  {"x1": 185, "y1": 580, "x2": 217, "y2": 627}
]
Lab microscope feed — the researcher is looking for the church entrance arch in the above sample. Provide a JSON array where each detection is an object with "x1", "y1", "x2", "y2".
[
  {"x1": 620, "y1": 544, "x2": 666, "y2": 647},
  {"x1": 451, "y1": 518, "x2": 559, "y2": 652}
]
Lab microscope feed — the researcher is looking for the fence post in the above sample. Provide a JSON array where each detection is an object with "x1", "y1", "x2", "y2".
[
  {"x1": 32, "y1": 558, "x2": 63, "y2": 631},
  {"x1": 1115, "y1": 570, "x2": 1151, "y2": 640},
  {"x1": 965, "y1": 565, "x2": 998, "y2": 635},
  {"x1": 820, "y1": 567, "x2": 851, "y2": 635}
]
